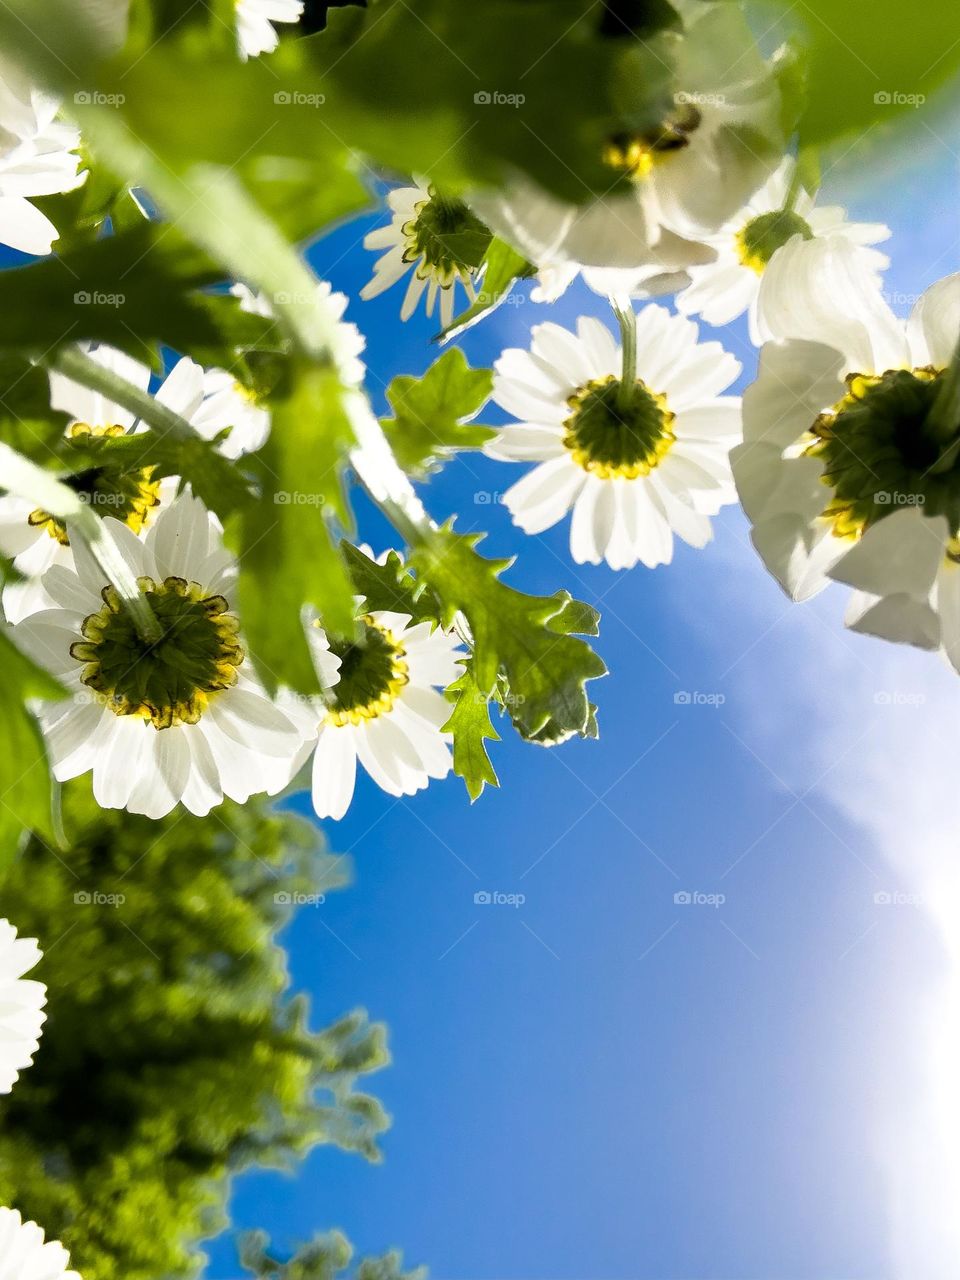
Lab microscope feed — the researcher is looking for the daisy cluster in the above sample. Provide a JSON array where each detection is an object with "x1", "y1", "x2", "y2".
[
  {"x1": 2, "y1": 0, "x2": 959, "y2": 837},
  {"x1": 2, "y1": 306, "x2": 463, "y2": 822}
]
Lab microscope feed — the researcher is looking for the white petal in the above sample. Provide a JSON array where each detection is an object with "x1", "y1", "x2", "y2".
[{"x1": 310, "y1": 724, "x2": 358, "y2": 820}]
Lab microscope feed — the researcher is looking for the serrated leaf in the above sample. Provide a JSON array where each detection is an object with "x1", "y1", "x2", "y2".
[
  {"x1": 439, "y1": 237, "x2": 534, "y2": 342},
  {"x1": 411, "y1": 525, "x2": 606, "y2": 745},
  {"x1": 443, "y1": 662, "x2": 501, "y2": 801},
  {"x1": 234, "y1": 363, "x2": 357, "y2": 694},
  {"x1": 0, "y1": 629, "x2": 65, "y2": 858},
  {"x1": 340, "y1": 543, "x2": 442, "y2": 621},
  {"x1": 381, "y1": 349, "x2": 494, "y2": 477}
]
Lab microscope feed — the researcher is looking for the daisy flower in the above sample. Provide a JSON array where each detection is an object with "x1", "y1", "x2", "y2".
[
  {"x1": 235, "y1": 0, "x2": 303, "y2": 59},
  {"x1": 485, "y1": 306, "x2": 742, "y2": 570},
  {"x1": 0, "y1": 341, "x2": 280, "y2": 622},
  {"x1": 0, "y1": 345, "x2": 160, "y2": 622},
  {"x1": 299, "y1": 587, "x2": 463, "y2": 820},
  {"x1": 469, "y1": 1, "x2": 783, "y2": 281},
  {"x1": 155, "y1": 355, "x2": 272, "y2": 460},
  {"x1": 0, "y1": 1208, "x2": 80, "y2": 1280},
  {"x1": 0, "y1": 919, "x2": 45, "y2": 1096},
  {"x1": 361, "y1": 181, "x2": 489, "y2": 328},
  {"x1": 676, "y1": 157, "x2": 891, "y2": 343},
  {"x1": 0, "y1": 66, "x2": 84, "y2": 256},
  {"x1": 13, "y1": 491, "x2": 307, "y2": 819},
  {"x1": 732, "y1": 237, "x2": 960, "y2": 666}
]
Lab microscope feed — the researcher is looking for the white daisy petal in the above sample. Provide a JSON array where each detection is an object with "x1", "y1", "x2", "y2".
[{"x1": 0, "y1": 921, "x2": 45, "y2": 1097}]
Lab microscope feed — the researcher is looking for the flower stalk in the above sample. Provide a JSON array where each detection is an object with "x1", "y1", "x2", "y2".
[{"x1": 612, "y1": 298, "x2": 638, "y2": 412}]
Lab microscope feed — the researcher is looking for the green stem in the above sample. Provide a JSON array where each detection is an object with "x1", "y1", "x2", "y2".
[
  {"x1": 0, "y1": 443, "x2": 163, "y2": 644},
  {"x1": 928, "y1": 334, "x2": 960, "y2": 449},
  {"x1": 44, "y1": 346, "x2": 199, "y2": 442},
  {"x1": 612, "y1": 299, "x2": 637, "y2": 412}
]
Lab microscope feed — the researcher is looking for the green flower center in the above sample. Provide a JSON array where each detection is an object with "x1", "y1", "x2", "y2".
[
  {"x1": 735, "y1": 209, "x2": 814, "y2": 274},
  {"x1": 325, "y1": 618, "x2": 409, "y2": 727},
  {"x1": 603, "y1": 102, "x2": 702, "y2": 180},
  {"x1": 805, "y1": 367, "x2": 960, "y2": 539},
  {"x1": 562, "y1": 374, "x2": 676, "y2": 479},
  {"x1": 401, "y1": 189, "x2": 489, "y2": 287},
  {"x1": 29, "y1": 424, "x2": 160, "y2": 547},
  {"x1": 70, "y1": 577, "x2": 244, "y2": 729}
]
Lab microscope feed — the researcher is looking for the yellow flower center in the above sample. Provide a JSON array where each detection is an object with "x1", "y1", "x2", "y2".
[
  {"x1": 28, "y1": 424, "x2": 161, "y2": 546},
  {"x1": 70, "y1": 577, "x2": 244, "y2": 730},
  {"x1": 603, "y1": 103, "x2": 702, "y2": 181},
  {"x1": 562, "y1": 374, "x2": 676, "y2": 480},
  {"x1": 325, "y1": 617, "x2": 409, "y2": 727}
]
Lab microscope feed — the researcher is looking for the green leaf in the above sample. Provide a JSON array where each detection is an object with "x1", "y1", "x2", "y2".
[
  {"x1": 443, "y1": 662, "x2": 501, "y2": 801},
  {"x1": 235, "y1": 363, "x2": 357, "y2": 694},
  {"x1": 439, "y1": 237, "x2": 534, "y2": 342},
  {"x1": 0, "y1": 356, "x2": 71, "y2": 462},
  {"x1": 0, "y1": 225, "x2": 275, "y2": 366},
  {"x1": 0, "y1": 629, "x2": 65, "y2": 857},
  {"x1": 340, "y1": 543, "x2": 441, "y2": 621},
  {"x1": 0, "y1": 0, "x2": 672, "y2": 207},
  {"x1": 381, "y1": 349, "x2": 495, "y2": 477},
  {"x1": 411, "y1": 525, "x2": 606, "y2": 744},
  {"x1": 762, "y1": 0, "x2": 960, "y2": 145}
]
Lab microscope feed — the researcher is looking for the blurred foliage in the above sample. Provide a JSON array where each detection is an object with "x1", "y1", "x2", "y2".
[
  {"x1": 240, "y1": 1229, "x2": 426, "y2": 1280},
  {"x1": 0, "y1": 783, "x2": 390, "y2": 1280}
]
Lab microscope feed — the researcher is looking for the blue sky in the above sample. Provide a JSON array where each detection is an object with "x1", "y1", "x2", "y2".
[
  {"x1": 4, "y1": 96, "x2": 957, "y2": 1280},
  {"x1": 199, "y1": 112, "x2": 960, "y2": 1280}
]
